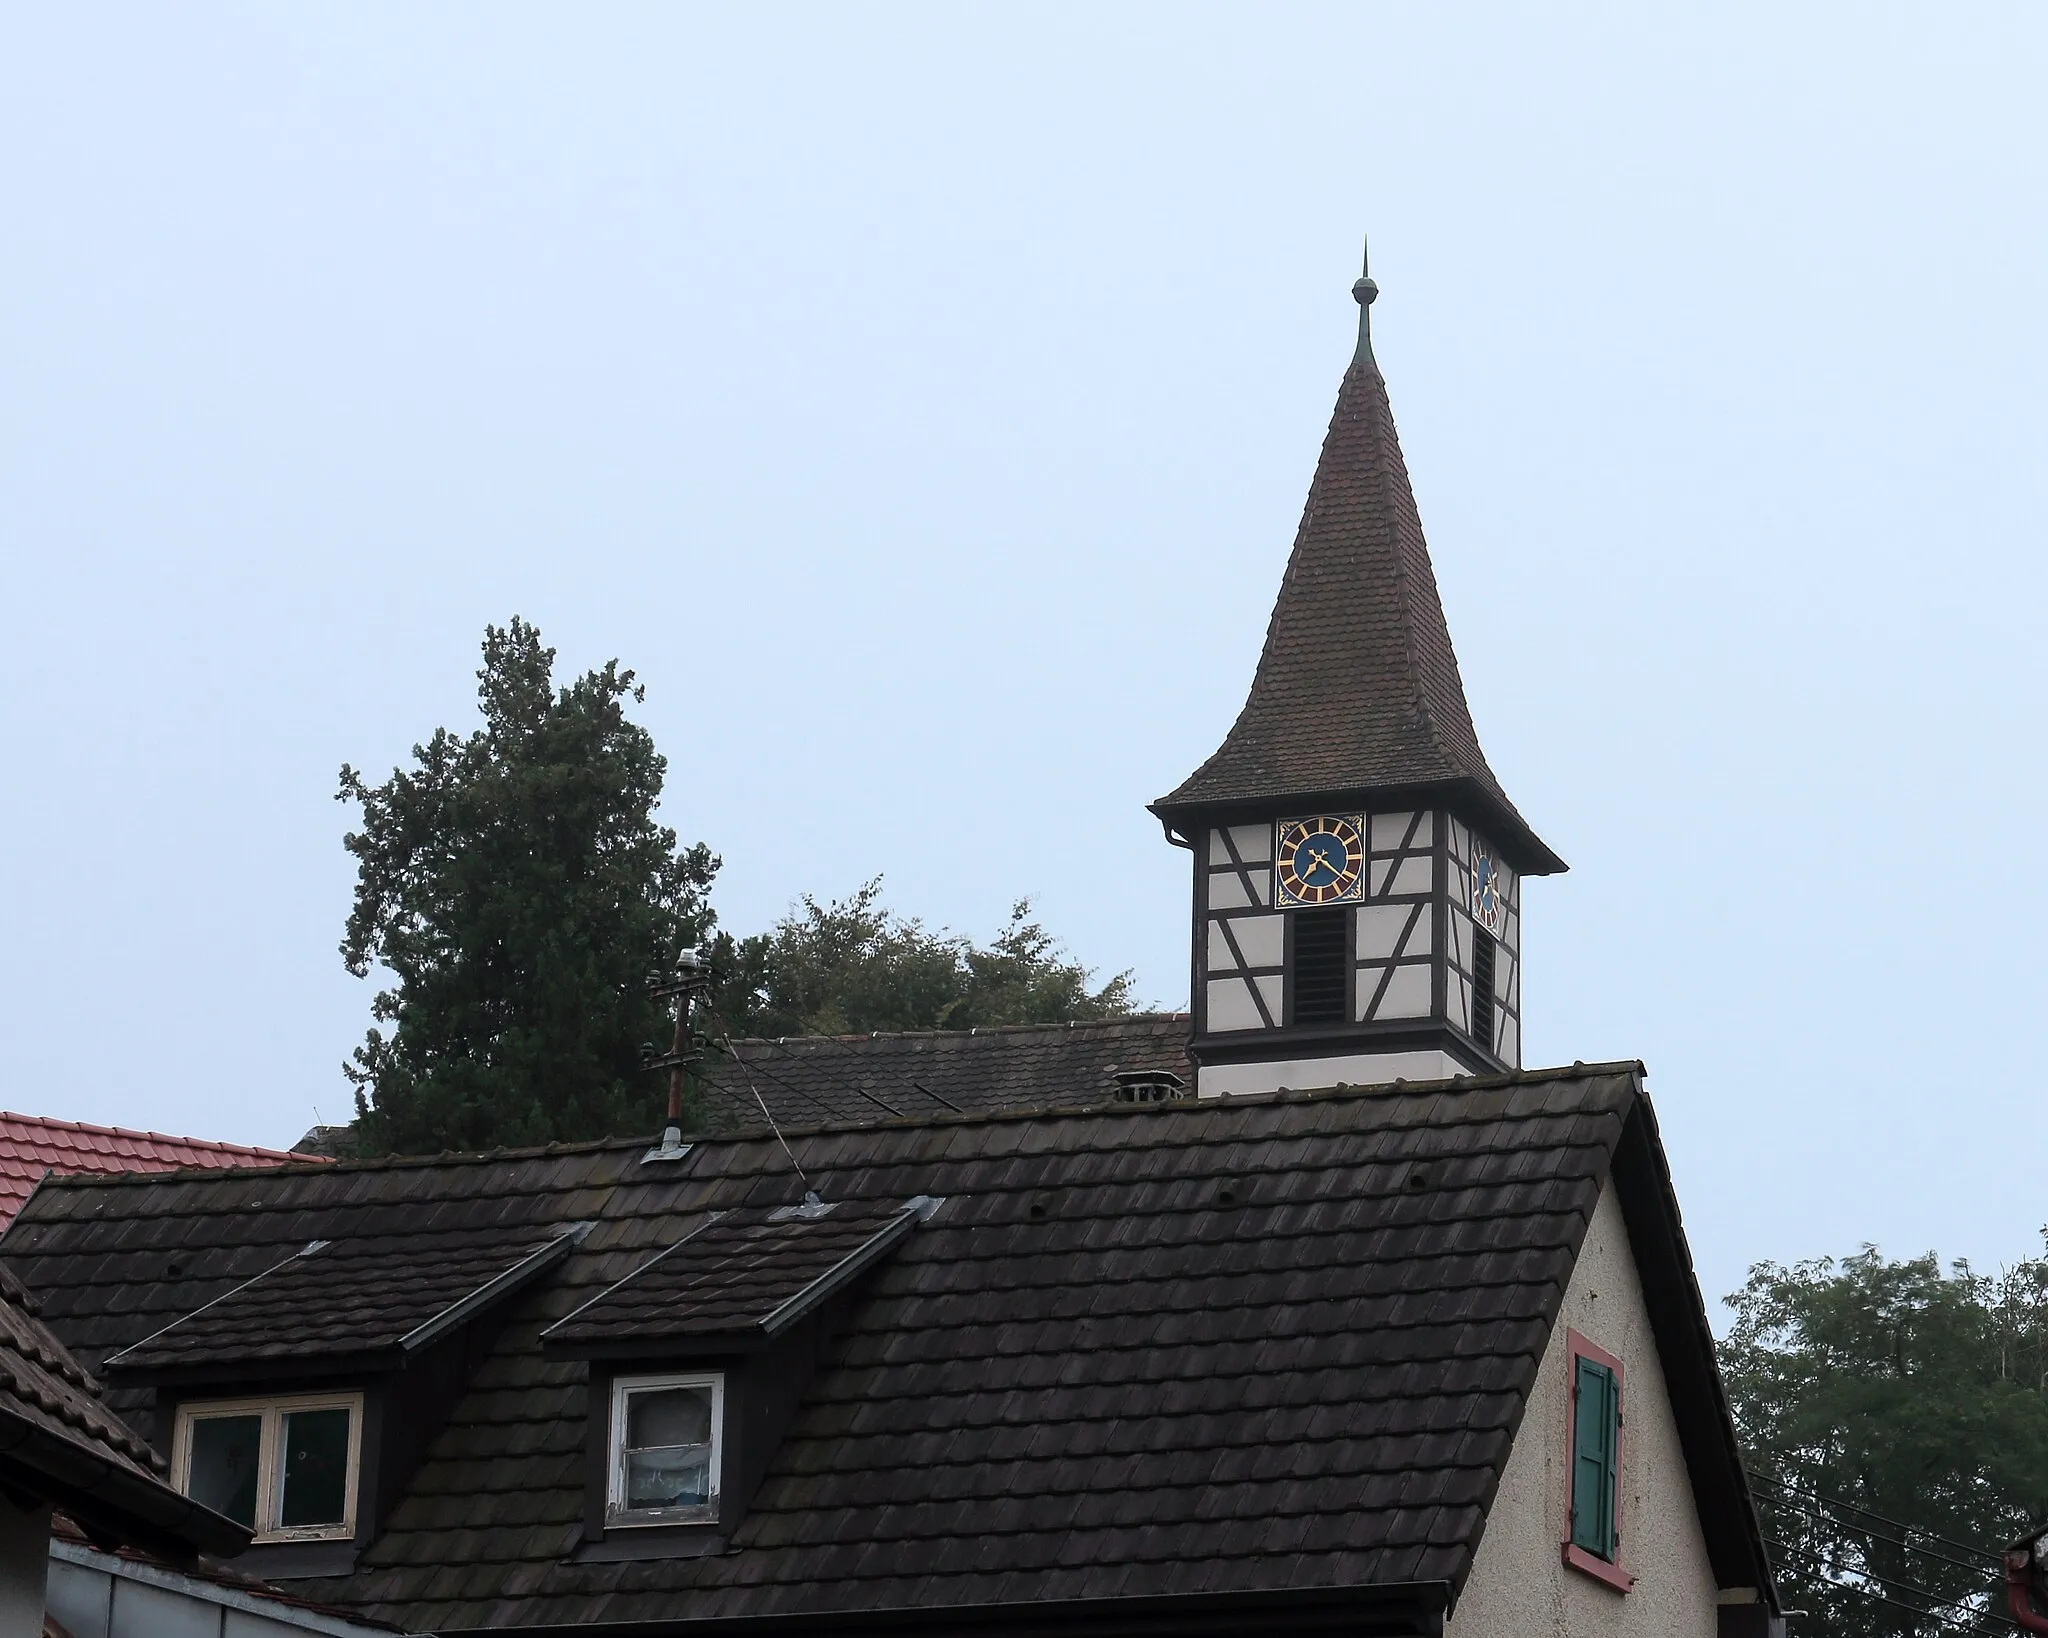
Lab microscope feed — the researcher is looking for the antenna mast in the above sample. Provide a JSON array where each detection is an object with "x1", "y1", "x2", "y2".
[{"x1": 646, "y1": 950, "x2": 713, "y2": 1122}]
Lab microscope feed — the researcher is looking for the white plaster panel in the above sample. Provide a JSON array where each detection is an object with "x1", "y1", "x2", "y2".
[
  {"x1": 1387, "y1": 855, "x2": 1434, "y2": 897},
  {"x1": 1498, "y1": 1013, "x2": 1520, "y2": 1067},
  {"x1": 1441, "y1": 1183, "x2": 1722, "y2": 1638},
  {"x1": 1406, "y1": 901, "x2": 1435, "y2": 958},
  {"x1": 1446, "y1": 963, "x2": 1470, "y2": 1031},
  {"x1": 1205, "y1": 977, "x2": 1264, "y2": 1032},
  {"x1": 1253, "y1": 974, "x2": 1283, "y2": 1023},
  {"x1": 1207, "y1": 869, "x2": 1251, "y2": 912},
  {"x1": 1207, "y1": 822, "x2": 1269, "y2": 866},
  {"x1": 1353, "y1": 961, "x2": 1386, "y2": 1020},
  {"x1": 1197, "y1": 1048, "x2": 1469, "y2": 1098},
  {"x1": 1227, "y1": 912, "x2": 1284, "y2": 970},
  {"x1": 1370, "y1": 810, "x2": 1417, "y2": 852},
  {"x1": 1355, "y1": 904, "x2": 1413, "y2": 962},
  {"x1": 1373, "y1": 962, "x2": 1432, "y2": 1020},
  {"x1": 1206, "y1": 919, "x2": 1240, "y2": 974},
  {"x1": 1449, "y1": 814, "x2": 1469, "y2": 864}
]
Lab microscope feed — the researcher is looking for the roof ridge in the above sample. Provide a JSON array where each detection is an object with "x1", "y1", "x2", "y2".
[
  {"x1": 0, "y1": 1110, "x2": 306, "y2": 1160},
  {"x1": 16, "y1": 1061, "x2": 1645, "y2": 1196},
  {"x1": 736, "y1": 1012, "x2": 1190, "y2": 1049},
  {"x1": 689, "y1": 1058, "x2": 1644, "y2": 1146}
]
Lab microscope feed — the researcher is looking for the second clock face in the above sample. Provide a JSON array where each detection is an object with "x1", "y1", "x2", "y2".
[{"x1": 1274, "y1": 815, "x2": 1366, "y2": 906}]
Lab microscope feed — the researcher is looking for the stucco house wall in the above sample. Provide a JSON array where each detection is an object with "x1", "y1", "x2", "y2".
[{"x1": 1445, "y1": 1179, "x2": 1721, "y2": 1638}]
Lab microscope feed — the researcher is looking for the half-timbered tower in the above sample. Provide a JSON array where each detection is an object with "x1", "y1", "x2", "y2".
[{"x1": 1152, "y1": 259, "x2": 1566, "y2": 1098}]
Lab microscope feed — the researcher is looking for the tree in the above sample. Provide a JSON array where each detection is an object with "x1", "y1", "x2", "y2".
[
  {"x1": 338, "y1": 618, "x2": 716, "y2": 1154},
  {"x1": 1722, "y1": 1246, "x2": 2048, "y2": 1636},
  {"x1": 704, "y1": 878, "x2": 1134, "y2": 1041}
]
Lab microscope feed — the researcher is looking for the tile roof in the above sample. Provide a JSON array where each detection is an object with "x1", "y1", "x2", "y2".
[
  {"x1": 0, "y1": 1063, "x2": 1768, "y2": 1633},
  {"x1": 107, "y1": 1227, "x2": 584, "y2": 1376},
  {"x1": 1151, "y1": 347, "x2": 1563, "y2": 876},
  {"x1": 693, "y1": 1014, "x2": 1194, "y2": 1132},
  {"x1": 0, "y1": 1110, "x2": 314, "y2": 1228},
  {"x1": 0, "y1": 1266, "x2": 246, "y2": 1558},
  {"x1": 545, "y1": 1199, "x2": 925, "y2": 1352}
]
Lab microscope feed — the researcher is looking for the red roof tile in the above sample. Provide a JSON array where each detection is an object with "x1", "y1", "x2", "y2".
[{"x1": 0, "y1": 1111, "x2": 318, "y2": 1228}]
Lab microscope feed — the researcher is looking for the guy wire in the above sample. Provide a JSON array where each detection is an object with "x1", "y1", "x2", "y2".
[{"x1": 715, "y1": 1021, "x2": 812, "y2": 1192}]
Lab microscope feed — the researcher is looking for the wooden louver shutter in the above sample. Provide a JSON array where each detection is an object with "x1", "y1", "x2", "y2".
[{"x1": 1570, "y1": 1356, "x2": 1619, "y2": 1558}]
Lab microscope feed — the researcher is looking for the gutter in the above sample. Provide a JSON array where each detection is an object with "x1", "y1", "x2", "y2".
[
  {"x1": 0, "y1": 1407, "x2": 248, "y2": 1557},
  {"x1": 463, "y1": 1580, "x2": 1453, "y2": 1638}
]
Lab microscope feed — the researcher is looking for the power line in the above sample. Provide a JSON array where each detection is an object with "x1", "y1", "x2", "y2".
[
  {"x1": 747, "y1": 1029, "x2": 967, "y2": 1116},
  {"x1": 1749, "y1": 1470, "x2": 2006, "y2": 1568},
  {"x1": 708, "y1": 1027, "x2": 973, "y2": 1122},
  {"x1": 1764, "y1": 1538, "x2": 2012, "y2": 1635},
  {"x1": 1759, "y1": 1490, "x2": 2007, "y2": 1585}
]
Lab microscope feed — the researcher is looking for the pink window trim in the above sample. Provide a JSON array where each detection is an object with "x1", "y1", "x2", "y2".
[{"x1": 1562, "y1": 1328, "x2": 1635, "y2": 1595}]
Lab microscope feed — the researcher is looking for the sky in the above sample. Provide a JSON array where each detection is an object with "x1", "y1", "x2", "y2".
[{"x1": 1, "y1": 5, "x2": 2043, "y2": 1316}]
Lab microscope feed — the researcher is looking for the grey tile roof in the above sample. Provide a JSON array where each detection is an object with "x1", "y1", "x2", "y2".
[
  {"x1": 107, "y1": 1228, "x2": 580, "y2": 1375},
  {"x1": 1152, "y1": 358, "x2": 1563, "y2": 876},
  {"x1": 0, "y1": 1063, "x2": 1766, "y2": 1632},
  {"x1": 692, "y1": 1014, "x2": 1193, "y2": 1132},
  {"x1": 0, "y1": 1266, "x2": 247, "y2": 1557},
  {"x1": 546, "y1": 1199, "x2": 923, "y2": 1351}
]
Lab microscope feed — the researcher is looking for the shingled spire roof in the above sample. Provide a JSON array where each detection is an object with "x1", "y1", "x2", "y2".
[{"x1": 1155, "y1": 261, "x2": 1564, "y2": 875}]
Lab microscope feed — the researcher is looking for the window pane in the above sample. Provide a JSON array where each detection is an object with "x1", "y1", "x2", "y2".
[
  {"x1": 277, "y1": 1407, "x2": 352, "y2": 1528},
  {"x1": 621, "y1": 1384, "x2": 715, "y2": 1512},
  {"x1": 187, "y1": 1414, "x2": 262, "y2": 1529},
  {"x1": 625, "y1": 1443, "x2": 712, "y2": 1510},
  {"x1": 627, "y1": 1385, "x2": 712, "y2": 1450}
]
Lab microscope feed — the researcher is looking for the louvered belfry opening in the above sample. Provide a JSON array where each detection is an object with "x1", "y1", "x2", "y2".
[
  {"x1": 1471, "y1": 928, "x2": 1497, "y2": 1051},
  {"x1": 1290, "y1": 909, "x2": 1349, "y2": 1026}
]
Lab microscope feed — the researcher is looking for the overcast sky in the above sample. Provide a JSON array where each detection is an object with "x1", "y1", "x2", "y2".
[{"x1": 2, "y1": 5, "x2": 2043, "y2": 1314}]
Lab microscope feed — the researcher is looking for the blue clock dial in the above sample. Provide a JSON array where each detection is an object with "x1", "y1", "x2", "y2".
[
  {"x1": 1274, "y1": 816, "x2": 1366, "y2": 906},
  {"x1": 1471, "y1": 848, "x2": 1506, "y2": 934}
]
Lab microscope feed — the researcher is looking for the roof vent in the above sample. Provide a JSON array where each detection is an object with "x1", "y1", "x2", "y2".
[
  {"x1": 1114, "y1": 1070, "x2": 1188, "y2": 1105},
  {"x1": 641, "y1": 1126, "x2": 693, "y2": 1165},
  {"x1": 769, "y1": 1192, "x2": 837, "y2": 1222}
]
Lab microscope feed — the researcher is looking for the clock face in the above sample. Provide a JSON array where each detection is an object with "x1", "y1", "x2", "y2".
[
  {"x1": 1274, "y1": 815, "x2": 1367, "y2": 906},
  {"x1": 1471, "y1": 848, "x2": 1506, "y2": 934}
]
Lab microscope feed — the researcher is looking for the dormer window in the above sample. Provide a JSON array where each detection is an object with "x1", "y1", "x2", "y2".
[
  {"x1": 545, "y1": 1195, "x2": 941, "y2": 1558},
  {"x1": 608, "y1": 1373, "x2": 723, "y2": 1526},
  {"x1": 172, "y1": 1392, "x2": 362, "y2": 1542}
]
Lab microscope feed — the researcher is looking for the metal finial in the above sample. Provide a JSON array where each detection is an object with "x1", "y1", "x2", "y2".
[{"x1": 1351, "y1": 237, "x2": 1378, "y2": 370}]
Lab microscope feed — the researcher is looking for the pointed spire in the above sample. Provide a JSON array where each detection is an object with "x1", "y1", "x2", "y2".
[
  {"x1": 1351, "y1": 238, "x2": 1378, "y2": 372},
  {"x1": 1154, "y1": 255, "x2": 1563, "y2": 875}
]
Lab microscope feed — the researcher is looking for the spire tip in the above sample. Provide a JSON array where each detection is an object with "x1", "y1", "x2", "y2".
[{"x1": 1350, "y1": 236, "x2": 1378, "y2": 369}]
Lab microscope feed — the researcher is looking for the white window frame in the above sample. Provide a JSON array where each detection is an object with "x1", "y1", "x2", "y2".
[
  {"x1": 170, "y1": 1392, "x2": 364, "y2": 1544},
  {"x1": 606, "y1": 1371, "x2": 724, "y2": 1528}
]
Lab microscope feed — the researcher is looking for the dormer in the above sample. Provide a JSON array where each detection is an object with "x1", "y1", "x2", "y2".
[
  {"x1": 542, "y1": 1195, "x2": 938, "y2": 1561},
  {"x1": 102, "y1": 1224, "x2": 588, "y2": 1577}
]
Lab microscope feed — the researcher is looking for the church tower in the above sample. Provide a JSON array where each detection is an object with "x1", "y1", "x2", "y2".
[{"x1": 1151, "y1": 254, "x2": 1565, "y2": 1098}]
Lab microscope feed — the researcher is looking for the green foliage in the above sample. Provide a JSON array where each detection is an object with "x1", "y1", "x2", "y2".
[
  {"x1": 705, "y1": 878, "x2": 1134, "y2": 1041},
  {"x1": 1723, "y1": 1245, "x2": 2048, "y2": 1635},
  {"x1": 338, "y1": 618, "x2": 716, "y2": 1154}
]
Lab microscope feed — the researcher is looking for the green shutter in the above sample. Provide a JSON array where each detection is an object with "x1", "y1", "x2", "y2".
[{"x1": 1570, "y1": 1357, "x2": 1619, "y2": 1558}]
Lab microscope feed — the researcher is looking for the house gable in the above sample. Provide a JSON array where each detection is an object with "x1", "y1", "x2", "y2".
[{"x1": 1447, "y1": 1179, "x2": 1720, "y2": 1637}]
